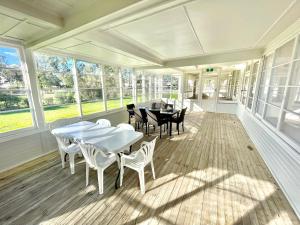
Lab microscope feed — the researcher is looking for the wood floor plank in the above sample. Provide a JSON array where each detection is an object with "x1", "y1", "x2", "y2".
[{"x1": 0, "y1": 112, "x2": 299, "y2": 225}]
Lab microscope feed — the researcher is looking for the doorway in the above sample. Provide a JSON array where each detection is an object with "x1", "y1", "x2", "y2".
[{"x1": 201, "y1": 76, "x2": 218, "y2": 112}]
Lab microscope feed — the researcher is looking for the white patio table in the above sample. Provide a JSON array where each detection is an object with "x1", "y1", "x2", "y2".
[{"x1": 51, "y1": 121, "x2": 143, "y2": 188}]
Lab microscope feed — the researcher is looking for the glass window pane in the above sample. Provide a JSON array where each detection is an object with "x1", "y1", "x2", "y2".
[
  {"x1": 121, "y1": 68, "x2": 133, "y2": 106},
  {"x1": 247, "y1": 97, "x2": 253, "y2": 109},
  {"x1": 269, "y1": 64, "x2": 290, "y2": 86},
  {"x1": 41, "y1": 89, "x2": 78, "y2": 123},
  {"x1": 273, "y1": 39, "x2": 294, "y2": 66},
  {"x1": 285, "y1": 87, "x2": 300, "y2": 113},
  {"x1": 264, "y1": 104, "x2": 280, "y2": 127},
  {"x1": 290, "y1": 60, "x2": 300, "y2": 86},
  {"x1": 35, "y1": 53, "x2": 78, "y2": 122},
  {"x1": 263, "y1": 54, "x2": 273, "y2": 71},
  {"x1": 0, "y1": 90, "x2": 33, "y2": 133},
  {"x1": 80, "y1": 89, "x2": 104, "y2": 115},
  {"x1": 256, "y1": 100, "x2": 264, "y2": 116},
  {"x1": 267, "y1": 86, "x2": 285, "y2": 107},
  {"x1": 280, "y1": 111, "x2": 300, "y2": 145},
  {"x1": 76, "y1": 61, "x2": 102, "y2": 88},
  {"x1": 103, "y1": 65, "x2": 120, "y2": 110},
  {"x1": 76, "y1": 60, "x2": 104, "y2": 115},
  {"x1": 258, "y1": 86, "x2": 268, "y2": 101}
]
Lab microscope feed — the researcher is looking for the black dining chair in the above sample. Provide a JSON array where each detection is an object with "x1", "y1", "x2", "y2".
[
  {"x1": 139, "y1": 108, "x2": 148, "y2": 133},
  {"x1": 171, "y1": 107, "x2": 187, "y2": 135},
  {"x1": 146, "y1": 109, "x2": 168, "y2": 138},
  {"x1": 133, "y1": 108, "x2": 143, "y2": 130},
  {"x1": 126, "y1": 104, "x2": 135, "y2": 124}
]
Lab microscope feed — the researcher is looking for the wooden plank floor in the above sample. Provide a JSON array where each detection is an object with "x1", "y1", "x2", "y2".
[{"x1": 0, "y1": 112, "x2": 299, "y2": 225}]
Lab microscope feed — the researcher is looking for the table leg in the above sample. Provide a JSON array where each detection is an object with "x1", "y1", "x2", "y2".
[
  {"x1": 169, "y1": 120, "x2": 172, "y2": 136},
  {"x1": 115, "y1": 153, "x2": 121, "y2": 189}
]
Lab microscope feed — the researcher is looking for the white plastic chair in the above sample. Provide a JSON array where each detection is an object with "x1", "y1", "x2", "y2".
[
  {"x1": 117, "y1": 123, "x2": 135, "y2": 154},
  {"x1": 117, "y1": 123, "x2": 135, "y2": 131},
  {"x1": 55, "y1": 136, "x2": 81, "y2": 174},
  {"x1": 120, "y1": 137, "x2": 158, "y2": 194},
  {"x1": 96, "y1": 119, "x2": 111, "y2": 128},
  {"x1": 80, "y1": 143, "x2": 117, "y2": 194}
]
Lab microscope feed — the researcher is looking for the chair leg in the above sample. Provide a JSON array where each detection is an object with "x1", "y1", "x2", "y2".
[
  {"x1": 97, "y1": 168, "x2": 104, "y2": 194},
  {"x1": 120, "y1": 165, "x2": 124, "y2": 187},
  {"x1": 138, "y1": 170, "x2": 145, "y2": 194},
  {"x1": 69, "y1": 153, "x2": 75, "y2": 174},
  {"x1": 160, "y1": 126, "x2": 162, "y2": 138},
  {"x1": 86, "y1": 163, "x2": 89, "y2": 186},
  {"x1": 59, "y1": 151, "x2": 65, "y2": 169},
  {"x1": 182, "y1": 122, "x2": 184, "y2": 132},
  {"x1": 151, "y1": 161, "x2": 156, "y2": 180},
  {"x1": 177, "y1": 123, "x2": 179, "y2": 135}
]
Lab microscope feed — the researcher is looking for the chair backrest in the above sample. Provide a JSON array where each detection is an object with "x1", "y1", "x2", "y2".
[
  {"x1": 134, "y1": 108, "x2": 143, "y2": 122},
  {"x1": 117, "y1": 123, "x2": 135, "y2": 131},
  {"x1": 126, "y1": 104, "x2": 135, "y2": 110},
  {"x1": 79, "y1": 143, "x2": 110, "y2": 169},
  {"x1": 137, "y1": 137, "x2": 158, "y2": 165},
  {"x1": 179, "y1": 107, "x2": 187, "y2": 122},
  {"x1": 146, "y1": 109, "x2": 158, "y2": 126},
  {"x1": 96, "y1": 119, "x2": 111, "y2": 128},
  {"x1": 164, "y1": 104, "x2": 174, "y2": 110},
  {"x1": 151, "y1": 102, "x2": 161, "y2": 109},
  {"x1": 139, "y1": 108, "x2": 148, "y2": 122},
  {"x1": 55, "y1": 135, "x2": 70, "y2": 153}
]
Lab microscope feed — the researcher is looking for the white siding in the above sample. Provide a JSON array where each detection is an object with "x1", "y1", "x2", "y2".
[{"x1": 237, "y1": 104, "x2": 300, "y2": 218}]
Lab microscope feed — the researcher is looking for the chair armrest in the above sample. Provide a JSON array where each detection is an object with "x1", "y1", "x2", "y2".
[
  {"x1": 121, "y1": 154, "x2": 136, "y2": 160},
  {"x1": 140, "y1": 141, "x2": 149, "y2": 148}
]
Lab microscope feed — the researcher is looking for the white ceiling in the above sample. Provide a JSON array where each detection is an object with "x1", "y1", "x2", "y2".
[{"x1": 0, "y1": 0, "x2": 299, "y2": 68}]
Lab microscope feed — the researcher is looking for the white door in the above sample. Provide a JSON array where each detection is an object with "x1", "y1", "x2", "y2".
[{"x1": 201, "y1": 76, "x2": 218, "y2": 112}]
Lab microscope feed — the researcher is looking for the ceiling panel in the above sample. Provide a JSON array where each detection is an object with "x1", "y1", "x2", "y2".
[
  {"x1": 65, "y1": 43, "x2": 153, "y2": 67},
  {"x1": 51, "y1": 38, "x2": 86, "y2": 49},
  {"x1": 185, "y1": 0, "x2": 295, "y2": 53},
  {"x1": 18, "y1": 0, "x2": 99, "y2": 18},
  {"x1": 5, "y1": 22, "x2": 47, "y2": 41},
  {"x1": 115, "y1": 6, "x2": 203, "y2": 59},
  {"x1": 0, "y1": 14, "x2": 20, "y2": 34}
]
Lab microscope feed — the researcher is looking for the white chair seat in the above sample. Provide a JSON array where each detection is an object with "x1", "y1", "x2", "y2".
[
  {"x1": 95, "y1": 153, "x2": 116, "y2": 168},
  {"x1": 123, "y1": 153, "x2": 144, "y2": 169},
  {"x1": 65, "y1": 143, "x2": 81, "y2": 153}
]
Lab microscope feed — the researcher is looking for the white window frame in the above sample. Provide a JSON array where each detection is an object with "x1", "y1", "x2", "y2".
[{"x1": 0, "y1": 41, "x2": 37, "y2": 138}]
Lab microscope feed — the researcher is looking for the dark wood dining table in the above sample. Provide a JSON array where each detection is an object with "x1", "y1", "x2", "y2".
[{"x1": 149, "y1": 108, "x2": 180, "y2": 136}]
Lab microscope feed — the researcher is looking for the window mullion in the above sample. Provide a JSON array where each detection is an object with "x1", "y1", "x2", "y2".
[
  {"x1": 245, "y1": 61, "x2": 254, "y2": 109},
  {"x1": 252, "y1": 58, "x2": 264, "y2": 114},
  {"x1": 100, "y1": 68, "x2": 107, "y2": 112},
  {"x1": 23, "y1": 49, "x2": 45, "y2": 128},
  {"x1": 119, "y1": 68, "x2": 123, "y2": 108},
  {"x1": 276, "y1": 35, "x2": 299, "y2": 130},
  {"x1": 262, "y1": 54, "x2": 275, "y2": 119},
  {"x1": 72, "y1": 59, "x2": 83, "y2": 118}
]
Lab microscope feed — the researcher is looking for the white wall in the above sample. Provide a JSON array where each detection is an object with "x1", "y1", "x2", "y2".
[
  {"x1": 183, "y1": 99, "x2": 237, "y2": 114},
  {"x1": 237, "y1": 104, "x2": 300, "y2": 219}
]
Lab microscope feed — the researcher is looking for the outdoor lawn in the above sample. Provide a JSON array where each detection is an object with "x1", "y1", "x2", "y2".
[{"x1": 0, "y1": 98, "x2": 134, "y2": 133}]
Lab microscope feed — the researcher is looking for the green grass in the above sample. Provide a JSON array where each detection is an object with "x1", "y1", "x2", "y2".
[{"x1": 0, "y1": 98, "x2": 134, "y2": 133}]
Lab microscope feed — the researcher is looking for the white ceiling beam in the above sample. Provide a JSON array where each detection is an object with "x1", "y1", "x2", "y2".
[
  {"x1": 0, "y1": 0, "x2": 63, "y2": 28},
  {"x1": 77, "y1": 31, "x2": 163, "y2": 66},
  {"x1": 26, "y1": 0, "x2": 142, "y2": 49},
  {"x1": 164, "y1": 48, "x2": 264, "y2": 68},
  {"x1": 26, "y1": 0, "x2": 197, "y2": 49}
]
